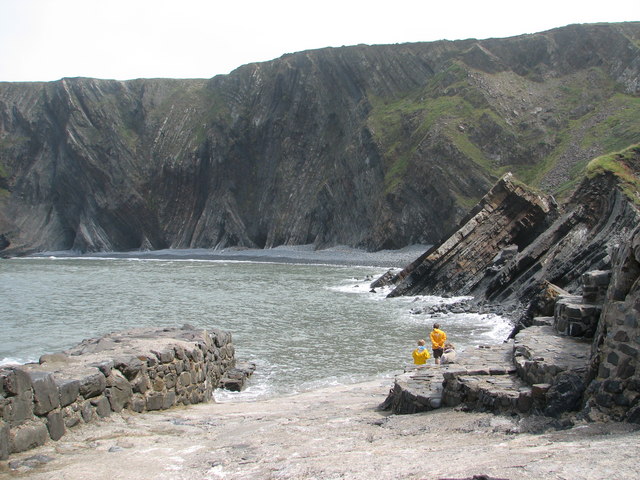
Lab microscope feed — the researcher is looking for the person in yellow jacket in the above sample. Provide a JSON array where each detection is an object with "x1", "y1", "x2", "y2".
[
  {"x1": 412, "y1": 339, "x2": 431, "y2": 365},
  {"x1": 430, "y1": 323, "x2": 447, "y2": 364}
]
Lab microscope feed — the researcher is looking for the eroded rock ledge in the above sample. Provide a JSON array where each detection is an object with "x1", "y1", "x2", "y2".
[{"x1": 0, "y1": 325, "x2": 255, "y2": 459}]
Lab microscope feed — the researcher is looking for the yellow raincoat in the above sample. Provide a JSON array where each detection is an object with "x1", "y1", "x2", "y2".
[
  {"x1": 430, "y1": 328, "x2": 447, "y2": 350},
  {"x1": 412, "y1": 346, "x2": 431, "y2": 365}
]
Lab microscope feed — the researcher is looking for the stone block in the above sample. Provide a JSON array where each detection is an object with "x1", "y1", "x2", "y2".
[
  {"x1": 598, "y1": 364, "x2": 611, "y2": 378},
  {"x1": 0, "y1": 420, "x2": 8, "y2": 460},
  {"x1": 80, "y1": 401, "x2": 93, "y2": 423},
  {"x1": 79, "y1": 371, "x2": 107, "y2": 399},
  {"x1": 613, "y1": 330, "x2": 631, "y2": 342},
  {"x1": 595, "y1": 392, "x2": 614, "y2": 408},
  {"x1": 531, "y1": 383, "x2": 551, "y2": 401},
  {"x1": 1, "y1": 367, "x2": 32, "y2": 396},
  {"x1": 39, "y1": 353, "x2": 69, "y2": 364},
  {"x1": 613, "y1": 393, "x2": 631, "y2": 407},
  {"x1": 4, "y1": 391, "x2": 34, "y2": 426},
  {"x1": 131, "y1": 374, "x2": 151, "y2": 394},
  {"x1": 91, "y1": 360, "x2": 114, "y2": 376},
  {"x1": 9, "y1": 420, "x2": 49, "y2": 453},
  {"x1": 517, "y1": 389, "x2": 533, "y2": 413},
  {"x1": 618, "y1": 343, "x2": 639, "y2": 358},
  {"x1": 174, "y1": 346, "x2": 185, "y2": 360},
  {"x1": 105, "y1": 371, "x2": 133, "y2": 412},
  {"x1": 162, "y1": 391, "x2": 176, "y2": 409},
  {"x1": 62, "y1": 406, "x2": 81, "y2": 428},
  {"x1": 165, "y1": 373, "x2": 177, "y2": 389},
  {"x1": 46, "y1": 410, "x2": 65, "y2": 441},
  {"x1": 554, "y1": 316, "x2": 568, "y2": 335},
  {"x1": 153, "y1": 349, "x2": 175, "y2": 364},
  {"x1": 145, "y1": 392, "x2": 164, "y2": 411},
  {"x1": 90, "y1": 396, "x2": 111, "y2": 417},
  {"x1": 130, "y1": 395, "x2": 146, "y2": 413},
  {"x1": 152, "y1": 378, "x2": 165, "y2": 392},
  {"x1": 56, "y1": 378, "x2": 81, "y2": 407},
  {"x1": 615, "y1": 358, "x2": 635, "y2": 379},
  {"x1": 114, "y1": 357, "x2": 145, "y2": 380},
  {"x1": 568, "y1": 322, "x2": 585, "y2": 337},
  {"x1": 178, "y1": 371, "x2": 192, "y2": 386},
  {"x1": 28, "y1": 371, "x2": 60, "y2": 416},
  {"x1": 145, "y1": 355, "x2": 157, "y2": 368}
]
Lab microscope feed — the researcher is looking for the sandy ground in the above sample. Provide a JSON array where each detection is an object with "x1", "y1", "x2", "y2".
[{"x1": 2, "y1": 378, "x2": 640, "y2": 480}]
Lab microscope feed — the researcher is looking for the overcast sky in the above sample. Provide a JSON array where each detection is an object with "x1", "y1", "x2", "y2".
[{"x1": 0, "y1": 0, "x2": 637, "y2": 82}]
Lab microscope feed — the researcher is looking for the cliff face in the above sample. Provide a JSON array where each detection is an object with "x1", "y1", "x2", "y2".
[
  {"x1": 386, "y1": 173, "x2": 559, "y2": 297},
  {"x1": 1, "y1": 23, "x2": 639, "y2": 255},
  {"x1": 386, "y1": 146, "x2": 640, "y2": 306}
]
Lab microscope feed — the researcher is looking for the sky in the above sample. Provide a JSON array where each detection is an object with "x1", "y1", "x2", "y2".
[{"x1": 0, "y1": 0, "x2": 638, "y2": 82}]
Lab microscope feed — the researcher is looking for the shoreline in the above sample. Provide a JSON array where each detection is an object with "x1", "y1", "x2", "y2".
[
  {"x1": 26, "y1": 244, "x2": 430, "y2": 268},
  {"x1": 4, "y1": 378, "x2": 639, "y2": 479}
]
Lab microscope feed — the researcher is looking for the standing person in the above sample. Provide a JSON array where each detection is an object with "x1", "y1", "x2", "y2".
[
  {"x1": 430, "y1": 323, "x2": 447, "y2": 364},
  {"x1": 412, "y1": 339, "x2": 431, "y2": 365}
]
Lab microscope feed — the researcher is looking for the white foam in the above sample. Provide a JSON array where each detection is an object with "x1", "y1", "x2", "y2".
[{"x1": 0, "y1": 357, "x2": 32, "y2": 366}]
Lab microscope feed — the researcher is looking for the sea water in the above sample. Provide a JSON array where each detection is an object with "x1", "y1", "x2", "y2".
[{"x1": 0, "y1": 253, "x2": 512, "y2": 400}]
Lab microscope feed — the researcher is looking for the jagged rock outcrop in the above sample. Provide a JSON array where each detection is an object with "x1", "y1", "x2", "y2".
[
  {"x1": 384, "y1": 146, "x2": 640, "y2": 312},
  {"x1": 385, "y1": 172, "x2": 558, "y2": 298},
  {"x1": 380, "y1": 145, "x2": 640, "y2": 423},
  {"x1": 1, "y1": 22, "x2": 639, "y2": 255}
]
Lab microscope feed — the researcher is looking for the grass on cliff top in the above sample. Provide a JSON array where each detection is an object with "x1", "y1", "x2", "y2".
[{"x1": 586, "y1": 143, "x2": 640, "y2": 205}]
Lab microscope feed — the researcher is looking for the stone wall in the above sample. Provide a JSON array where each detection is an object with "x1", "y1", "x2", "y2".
[
  {"x1": 585, "y1": 225, "x2": 640, "y2": 422},
  {"x1": 0, "y1": 325, "x2": 251, "y2": 459}
]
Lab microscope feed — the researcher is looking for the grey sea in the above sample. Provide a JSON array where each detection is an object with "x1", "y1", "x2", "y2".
[{"x1": 0, "y1": 246, "x2": 512, "y2": 401}]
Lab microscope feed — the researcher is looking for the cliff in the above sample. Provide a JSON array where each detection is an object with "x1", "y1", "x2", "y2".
[
  {"x1": 1, "y1": 22, "x2": 639, "y2": 255},
  {"x1": 385, "y1": 146, "x2": 640, "y2": 308}
]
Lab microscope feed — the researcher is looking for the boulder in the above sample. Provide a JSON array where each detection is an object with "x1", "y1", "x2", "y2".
[
  {"x1": 544, "y1": 370, "x2": 587, "y2": 417},
  {"x1": 219, "y1": 362, "x2": 256, "y2": 392},
  {"x1": 4, "y1": 391, "x2": 34, "y2": 425},
  {"x1": 46, "y1": 410, "x2": 65, "y2": 441}
]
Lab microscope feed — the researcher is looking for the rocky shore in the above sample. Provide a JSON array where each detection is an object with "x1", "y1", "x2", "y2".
[
  {"x1": 3, "y1": 149, "x2": 640, "y2": 477},
  {"x1": 2, "y1": 379, "x2": 639, "y2": 480}
]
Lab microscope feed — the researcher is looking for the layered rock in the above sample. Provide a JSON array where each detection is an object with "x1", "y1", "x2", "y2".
[
  {"x1": 1, "y1": 23, "x2": 640, "y2": 256},
  {"x1": 380, "y1": 146, "x2": 640, "y2": 423},
  {"x1": 385, "y1": 173, "x2": 558, "y2": 298},
  {"x1": 0, "y1": 325, "x2": 254, "y2": 459},
  {"x1": 383, "y1": 147, "x2": 640, "y2": 312}
]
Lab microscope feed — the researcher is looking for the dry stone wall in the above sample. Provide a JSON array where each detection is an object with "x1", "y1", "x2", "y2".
[
  {"x1": 0, "y1": 325, "x2": 252, "y2": 459},
  {"x1": 586, "y1": 226, "x2": 640, "y2": 422}
]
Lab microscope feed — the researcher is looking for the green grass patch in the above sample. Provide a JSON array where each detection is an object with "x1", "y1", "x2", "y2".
[
  {"x1": 583, "y1": 94, "x2": 640, "y2": 152},
  {"x1": 586, "y1": 144, "x2": 640, "y2": 205}
]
